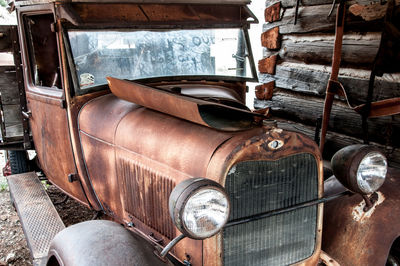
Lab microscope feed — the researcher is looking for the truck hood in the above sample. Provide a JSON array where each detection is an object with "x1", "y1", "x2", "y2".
[{"x1": 107, "y1": 77, "x2": 263, "y2": 131}]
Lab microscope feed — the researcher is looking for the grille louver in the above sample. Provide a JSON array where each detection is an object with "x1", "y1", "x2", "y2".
[
  {"x1": 118, "y1": 157, "x2": 176, "y2": 240},
  {"x1": 223, "y1": 153, "x2": 319, "y2": 265}
]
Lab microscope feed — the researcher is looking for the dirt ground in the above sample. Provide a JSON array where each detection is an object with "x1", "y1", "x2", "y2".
[{"x1": 0, "y1": 151, "x2": 96, "y2": 265}]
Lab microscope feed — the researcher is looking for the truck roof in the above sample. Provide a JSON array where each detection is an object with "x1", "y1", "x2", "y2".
[
  {"x1": 11, "y1": 0, "x2": 251, "y2": 7},
  {"x1": 9, "y1": 0, "x2": 256, "y2": 27}
]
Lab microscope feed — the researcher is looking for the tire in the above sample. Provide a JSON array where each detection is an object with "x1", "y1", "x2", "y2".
[
  {"x1": 8, "y1": 150, "x2": 29, "y2": 174},
  {"x1": 387, "y1": 238, "x2": 400, "y2": 266}
]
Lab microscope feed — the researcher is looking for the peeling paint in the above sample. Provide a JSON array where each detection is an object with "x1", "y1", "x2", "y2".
[
  {"x1": 228, "y1": 165, "x2": 237, "y2": 175},
  {"x1": 352, "y1": 192, "x2": 385, "y2": 223},
  {"x1": 271, "y1": 128, "x2": 283, "y2": 134}
]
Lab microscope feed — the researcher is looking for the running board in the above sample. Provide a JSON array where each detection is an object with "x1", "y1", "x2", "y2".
[{"x1": 7, "y1": 172, "x2": 65, "y2": 266}]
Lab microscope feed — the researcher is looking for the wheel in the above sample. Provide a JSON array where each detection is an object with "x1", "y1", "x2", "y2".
[
  {"x1": 387, "y1": 238, "x2": 400, "y2": 266},
  {"x1": 47, "y1": 220, "x2": 173, "y2": 266},
  {"x1": 8, "y1": 150, "x2": 29, "y2": 174},
  {"x1": 386, "y1": 254, "x2": 400, "y2": 266}
]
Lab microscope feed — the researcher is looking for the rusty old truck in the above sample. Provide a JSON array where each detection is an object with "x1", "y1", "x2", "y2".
[{"x1": 0, "y1": 0, "x2": 400, "y2": 265}]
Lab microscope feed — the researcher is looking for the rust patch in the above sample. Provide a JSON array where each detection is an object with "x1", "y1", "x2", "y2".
[{"x1": 352, "y1": 191, "x2": 385, "y2": 223}]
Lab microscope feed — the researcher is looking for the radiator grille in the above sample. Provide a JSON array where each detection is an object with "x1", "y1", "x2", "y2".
[
  {"x1": 118, "y1": 157, "x2": 176, "y2": 240},
  {"x1": 223, "y1": 153, "x2": 318, "y2": 265}
]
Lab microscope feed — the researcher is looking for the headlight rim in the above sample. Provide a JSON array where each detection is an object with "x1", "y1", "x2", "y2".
[
  {"x1": 331, "y1": 144, "x2": 387, "y2": 195},
  {"x1": 169, "y1": 178, "x2": 230, "y2": 240}
]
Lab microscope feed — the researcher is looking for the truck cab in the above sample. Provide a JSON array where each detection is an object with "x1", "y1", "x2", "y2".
[{"x1": 2, "y1": 0, "x2": 399, "y2": 265}]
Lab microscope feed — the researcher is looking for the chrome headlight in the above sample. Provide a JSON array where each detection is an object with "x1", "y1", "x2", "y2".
[
  {"x1": 331, "y1": 145, "x2": 387, "y2": 194},
  {"x1": 169, "y1": 178, "x2": 230, "y2": 239},
  {"x1": 356, "y1": 151, "x2": 387, "y2": 194}
]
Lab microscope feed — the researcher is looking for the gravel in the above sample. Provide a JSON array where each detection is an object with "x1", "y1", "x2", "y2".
[{"x1": 0, "y1": 151, "x2": 96, "y2": 265}]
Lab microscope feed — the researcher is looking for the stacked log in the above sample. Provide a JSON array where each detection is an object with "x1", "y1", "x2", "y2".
[{"x1": 256, "y1": 0, "x2": 400, "y2": 167}]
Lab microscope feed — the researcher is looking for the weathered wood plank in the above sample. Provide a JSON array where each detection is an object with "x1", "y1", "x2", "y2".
[
  {"x1": 258, "y1": 55, "x2": 278, "y2": 74},
  {"x1": 0, "y1": 26, "x2": 15, "y2": 53},
  {"x1": 3, "y1": 104, "x2": 22, "y2": 127},
  {"x1": 5, "y1": 124, "x2": 23, "y2": 138},
  {"x1": 263, "y1": 4, "x2": 384, "y2": 34},
  {"x1": 275, "y1": 119, "x2": 400, "y2": 168},
  {"x1": 259, "y1": 64, "x2": 400, "y2": 103},
  {"x1": 255, "y1": 81, "x2": 274, "y2": 100},
  {"x1": 267, "y1": 0, "x2": 395, "y2": 8},
  {"x1": 254, "y1": 89, "x2": 400, "y2": 146},
  {"x1": 0, "y1": 65, "x2": 20, "y2": 105},
  {"x1": 265, "y1": 2, "x2": 281, "y2": 23},
  {"x1": 278, "y1": 33, "x2": 380, "y2": 68},
  {"x1": 261, "y1": 27, "x2": 281, "y2": 50}
]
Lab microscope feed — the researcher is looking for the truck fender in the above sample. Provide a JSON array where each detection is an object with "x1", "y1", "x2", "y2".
[
  {"x1": 47, "y1": 220, "x2": 172, "y2": 266},
  {"x1": 322, "y1": 168, "x2": 400, "y2": 265}
]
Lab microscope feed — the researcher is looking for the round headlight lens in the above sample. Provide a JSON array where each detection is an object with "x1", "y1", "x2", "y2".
[
  {"x1": 357, "y1": 152, "x2": 387, "y2": 194},
  {"x1": 182, "y1": 187, "x2": 229, "y2": 239}
]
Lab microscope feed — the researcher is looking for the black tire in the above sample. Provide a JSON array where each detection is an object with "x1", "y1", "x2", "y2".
[{"x1": 8, "y1": 150, "x2": 29, "y2": 174}]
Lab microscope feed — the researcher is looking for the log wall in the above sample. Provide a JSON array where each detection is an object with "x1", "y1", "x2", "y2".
[{"x1": 256, "y1": 0, "x2": 400, "y2": 167}]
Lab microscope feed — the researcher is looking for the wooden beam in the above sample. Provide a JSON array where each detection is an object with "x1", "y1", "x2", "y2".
[
  {"x1": 0, "y1": 26, "x2": 14, "y2": 53},
  {"x1": 259, "y1": 64, "x2": 400, "y2": 103},
  {"x1": 254, "y1": 89, "x2": 400, "y2": 147},
  {"x1": 278, "y1": 33, "x2": 380, "y2": 69},
  {"x1": 263, "y1": 4, "x2": 384, "y2": 34},
  {"x1": 3, "y1": 104, "x2": 23, "y2": 127},
  {"x1": 255, "y1": 81, "x2": 275, "y2": 100},
  {"x1": 258, "y1": 55, "x2": 278, "y2": 74},
  {"x1": 265, "y1": 2, "x2": 281, "y2": 22},
  {"x1": 261, "y1": 26, "x2": 281, "y2": 50},
  {"x1": 0, "y1": 66, "x2": 20, "y2": 105},
  {"x1": 275, "y1": 118, "x2": 400, "y2": 168},
  {"x1": 267, "y1": 0, "x2": 394, "y2": 8}
]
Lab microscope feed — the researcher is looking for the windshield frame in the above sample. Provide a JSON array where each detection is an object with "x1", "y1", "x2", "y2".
[{"x1": 62, "y1": 25, "x2": 258, "y2": 96}]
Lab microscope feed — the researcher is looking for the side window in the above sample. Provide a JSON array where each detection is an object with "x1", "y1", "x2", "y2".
[{"x1": 24, "y1": 14, "x2": 61, "y2": 89}]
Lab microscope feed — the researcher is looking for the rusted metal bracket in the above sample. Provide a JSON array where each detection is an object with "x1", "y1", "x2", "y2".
[
  {"x1": 362, "y1": 192, "x2": 378, "y2": 212},
  {"x1": 149, "y1": 232, "x2": 164, "y2": 245}
]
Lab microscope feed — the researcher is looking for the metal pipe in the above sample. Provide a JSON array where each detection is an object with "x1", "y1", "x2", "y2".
[
  {"x1": 160, "y1": 234, "x2": 186, "y2": 258},
  {"x1": 225, "y1": 190, "x2": 352, "y2": 228}
]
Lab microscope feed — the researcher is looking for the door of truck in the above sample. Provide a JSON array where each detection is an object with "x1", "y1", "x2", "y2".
[{"x1": 17, "y1": 7, "x2": 88, "y2": 205}]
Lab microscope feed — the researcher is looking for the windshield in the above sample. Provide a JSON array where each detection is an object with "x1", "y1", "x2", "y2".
[{"x1": 67, "y1": 28, "x2": 255, "y2": 90}]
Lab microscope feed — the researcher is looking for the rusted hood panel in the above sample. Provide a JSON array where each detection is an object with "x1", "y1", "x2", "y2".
[
  {"x1": 79, "y1": 93, "x2": 234, "y2": 177},
  {"x1": 107, "y1": 77, "x2": 262, "y2": 131}
]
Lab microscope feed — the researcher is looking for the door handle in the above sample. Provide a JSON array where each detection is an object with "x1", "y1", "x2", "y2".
[{"x1": 21, "y1": 110, "x2": 32, "y2": 119}]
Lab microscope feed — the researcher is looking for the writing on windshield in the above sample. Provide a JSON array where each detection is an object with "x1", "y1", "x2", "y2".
[{"x1": 68, "y1": 28, "x2": 253, "y2": 89}]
